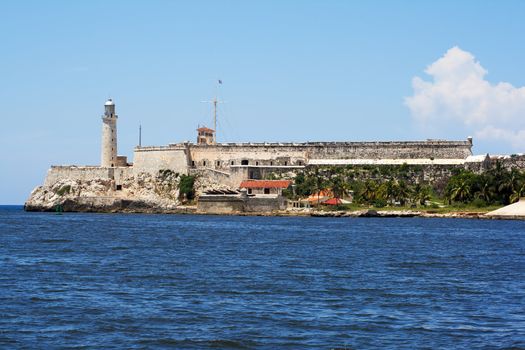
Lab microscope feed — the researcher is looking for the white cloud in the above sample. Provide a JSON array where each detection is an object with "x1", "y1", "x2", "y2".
[{"x1": 405, "y1": 46, "x2": 525, "y2": 151}]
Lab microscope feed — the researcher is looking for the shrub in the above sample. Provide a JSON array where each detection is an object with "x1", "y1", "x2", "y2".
[
  {"x1": 55, "y1": 185, "x2": 71, "y2": 196},
  {"x1": 178, "y1": 175, "x2": 195, "y2": 201},
  {"x1": 373, "y1": 199, "x2": 387, "y2": 208},
  {"x1": 471, "y1": 198, "x2": 488, "y2": 208}
]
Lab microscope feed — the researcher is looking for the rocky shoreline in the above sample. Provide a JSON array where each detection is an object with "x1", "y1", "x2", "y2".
[
  {"x1": 310, "y1": 209, "x2": 490, "y2": 219},
  {"x1": 24, "y1": 198, "x2": 196, "y2": 214},
  {"x1": 24, "y1": 200, "x2": 525, "y2": 220},
  {"x1": 24, "y1": 175, "x2": 524, "y2": 219}
]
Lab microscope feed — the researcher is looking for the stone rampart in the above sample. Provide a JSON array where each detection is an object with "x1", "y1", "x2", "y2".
[
  {"x1": 133, "y1": 146, "x2": 189, "y2": 175},
  {"x1": 131, "y1": 140, "x2": 472, "y2": 177},
  {"x1": 44, "y1": 166, "x2": 133, "y2": 187},
  {"x1": 187, "y1": 139, "x2": 472, "y2": 170},
  {"x1": 496, "y1": 155, "x2": 525, "y2": 170}
]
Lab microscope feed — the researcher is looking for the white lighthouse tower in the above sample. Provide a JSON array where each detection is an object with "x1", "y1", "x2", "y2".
[{"x1": 101, "y1": 98, "x2": 118, "y2": 167}]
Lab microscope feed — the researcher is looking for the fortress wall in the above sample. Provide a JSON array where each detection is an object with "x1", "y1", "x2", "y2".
[
  {"x1": 133, "y1": 147, "x2": 189, "y2": 175},
  {"x1": 308, "y1": 141, "x2": 472, "y2": 159},
  {"x1": 113, "y1": 167, "x2": 134, "y2": 185},
  {"x1": 44, "y1": 166, "x2": 134, "y2": 187},
  {"x1": 190, "y1": 168, "x2": 236, "y2": 187},
  {"x1": 497, "y1": 155, "x2": 525, "y2": 170},
  {"x1": 44, "y1": 166, "x2": 111, "y2": 186},
  {"x1": 188, "y1": 140, "x2": 472, "y2": 170},
  {"x1": 189, "y1": 145, "x2": 306, "y2": 168},
  {"x1": 44, "y1": 166, "x2": 114, "y2": 186}
]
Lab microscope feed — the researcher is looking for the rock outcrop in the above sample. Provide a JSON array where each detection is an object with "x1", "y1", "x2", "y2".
[{"x1": 24, "y1": 171, "x2": 188, "y2": 213}]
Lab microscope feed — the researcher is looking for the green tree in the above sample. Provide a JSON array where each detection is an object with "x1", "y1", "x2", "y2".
[
  {"x1": 395, "y1": 180, "x2": 411, "y2": 206},
  {"x1": 360, "y1": 180, "x2": 378, "y2": 204},
  {"x1": 510, "y1": 182, "x2": 525, "y2": 203},
  {"x1": 498, "y1": 169, "x2": 521, "y2": 204},
  {"x1": 475, "y1": 175, "x2": 495, "y2": 203},
  {"x1": 412, "y1": 183, "x2": 432, "y2": 206},
  {"x1": 178, "y1": 175, "x2": 196, "y2": 202}
]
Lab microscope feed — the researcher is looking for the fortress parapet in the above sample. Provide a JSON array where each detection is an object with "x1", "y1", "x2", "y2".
[{"x1": 44, "y1": 165, "x2": 132, "y2": 188}]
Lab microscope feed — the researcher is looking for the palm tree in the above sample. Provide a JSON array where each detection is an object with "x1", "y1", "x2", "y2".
[
  {"x1": 450, "y1": 179, "x2": 472, "y2": 203},
  {"x1": 395, "y1": 180, "x2": 411, "y2": 206},
  {"x1": 330, "y1": 175, "x2": 348, "y2": 199},
  {"x1": 510, "y1": 182, "x2": 525, "y2": 203},
  {"x1": 476, "y1": 176, "x2": 495, "y2": 203},
  {"x1": 413, "y1": 184, "x2": 432, "y2": 206},
  {"x1": 498, "y1": 169, "x2": 520, "y2": 204},
  {"x1": 361, "y1": 180, "x2": 378, "y2": 204}
]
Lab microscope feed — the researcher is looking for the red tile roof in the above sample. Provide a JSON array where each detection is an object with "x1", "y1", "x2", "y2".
[
  {"x1": 323, "y1": 197, "x2": 343, "y2": 205},
  {"x1": 197, "y1": 127, "x2": 215, "y2": 133},
  {"x1": 240, "y1": 180, "x2": 292, "y2": 189}
]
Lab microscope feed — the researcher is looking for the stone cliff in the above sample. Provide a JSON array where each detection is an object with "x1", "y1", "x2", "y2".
[
  {"x1": 24, "y1": 168, "x2": 242, "y2": 213},
  {"x1": 25, "y1": 171, "x2": 184, "y2": 213}
]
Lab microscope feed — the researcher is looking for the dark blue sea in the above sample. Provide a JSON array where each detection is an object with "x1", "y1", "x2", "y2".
[{"x1": 0, "y1": 206, "x2": 524, "y2": 349}]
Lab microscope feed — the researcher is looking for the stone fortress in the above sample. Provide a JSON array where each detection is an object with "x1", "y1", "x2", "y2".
[{"x1": 25, "y1": 99, "x2": 524, "y2": 212}]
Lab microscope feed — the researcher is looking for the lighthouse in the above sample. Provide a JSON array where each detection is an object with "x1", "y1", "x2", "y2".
[{"x1": 101, "y1": 98, "x2": 118, "y2": 167}]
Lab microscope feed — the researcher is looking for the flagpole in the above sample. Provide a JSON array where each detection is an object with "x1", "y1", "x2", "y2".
[
  {"x1": 213, "y1": 97, "x2": 217, "y2": 144},
  {"x1": 214, "y1": 79, "x2": 222, "y2": 145}
]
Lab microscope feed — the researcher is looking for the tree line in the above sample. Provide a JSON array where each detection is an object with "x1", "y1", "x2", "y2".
[{"x1": 284, "y1": 163, "x2": 525, "y2": 207}]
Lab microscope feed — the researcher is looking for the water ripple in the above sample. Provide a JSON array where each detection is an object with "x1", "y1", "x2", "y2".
[{"x1": 0, "y1": 206, "x2": 524, "y2": 349}]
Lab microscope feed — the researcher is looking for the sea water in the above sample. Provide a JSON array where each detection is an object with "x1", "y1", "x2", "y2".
[{"x1": 0, "y1": 206, "x2": 524, "y2": 349}]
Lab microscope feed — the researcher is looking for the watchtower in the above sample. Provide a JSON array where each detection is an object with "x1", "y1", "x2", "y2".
[
  {"x1": 197, "y1": 126, "x2": 215, "y2": 145},
  {"x1": 101, "y1": 99, "x2": 118, "y2": 167}
]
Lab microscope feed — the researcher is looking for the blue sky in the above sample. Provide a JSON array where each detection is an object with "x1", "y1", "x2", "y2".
[{"x1": 1, "y1": 0, "x2": 525, "y2": 204}]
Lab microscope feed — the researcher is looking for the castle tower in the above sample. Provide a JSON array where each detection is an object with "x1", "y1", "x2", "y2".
[
  {"x1": 101, "y1": 98, "x2": 118, "y2": 167},
  {"x1": 197, "y1": 126, "x2": 215, "y2": 145}
]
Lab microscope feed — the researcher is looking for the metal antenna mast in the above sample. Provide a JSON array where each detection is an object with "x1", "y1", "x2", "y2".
[
  {"x1": 213, "y1": 97, "x2": 218, "y2": 144},
  {"x1": 201, "y1": 79, "x2": 224, "y2": 144},
  {"x1": 139, "y1": 124, "x2": 142, "y2": 147}
]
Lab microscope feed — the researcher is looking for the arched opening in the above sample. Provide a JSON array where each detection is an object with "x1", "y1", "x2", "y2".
[{"x1": 241, "y1": 160, "x2": 249, "y2": 166}]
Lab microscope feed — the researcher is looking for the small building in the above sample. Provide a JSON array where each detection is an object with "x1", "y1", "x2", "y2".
[
  {"x1": 197, "y1": 127, "x2": 215, "y2": 145},
  {"x1": 197, "y1": 189, "x2": 287, "y2": 214},
  {"x1": 239, "y1": 180, "x2": 292, "y2": 195}
]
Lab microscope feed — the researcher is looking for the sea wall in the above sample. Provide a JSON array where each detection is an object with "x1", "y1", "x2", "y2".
[
  {"x1": 245, "y1": 196, "x2": 287, "y2": 212},
  {"x1": 197, "y1": 194, "x2": 287, "y2": 214},
  {"x1": 196, "y1": 195, "x2": 246, "y2": 214}
]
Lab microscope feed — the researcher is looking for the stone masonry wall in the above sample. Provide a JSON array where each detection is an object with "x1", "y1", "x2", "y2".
[
  {"x1": 188, "y1": 140, "x2": 473, "y2": 171},
  {"x1": 498, "y1": 155, "x2": 525, "y2": 170},
  {"x1": 133, "y1": 146, "x2": 189, "y2": 175},
  {"x1": 44, "y1": 166, "x2": 133, "y2": 187}
]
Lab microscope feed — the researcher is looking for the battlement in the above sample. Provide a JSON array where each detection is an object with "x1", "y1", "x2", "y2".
[{"x1": 167, "y1": 139, "x2": 471, "y2": 148}]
